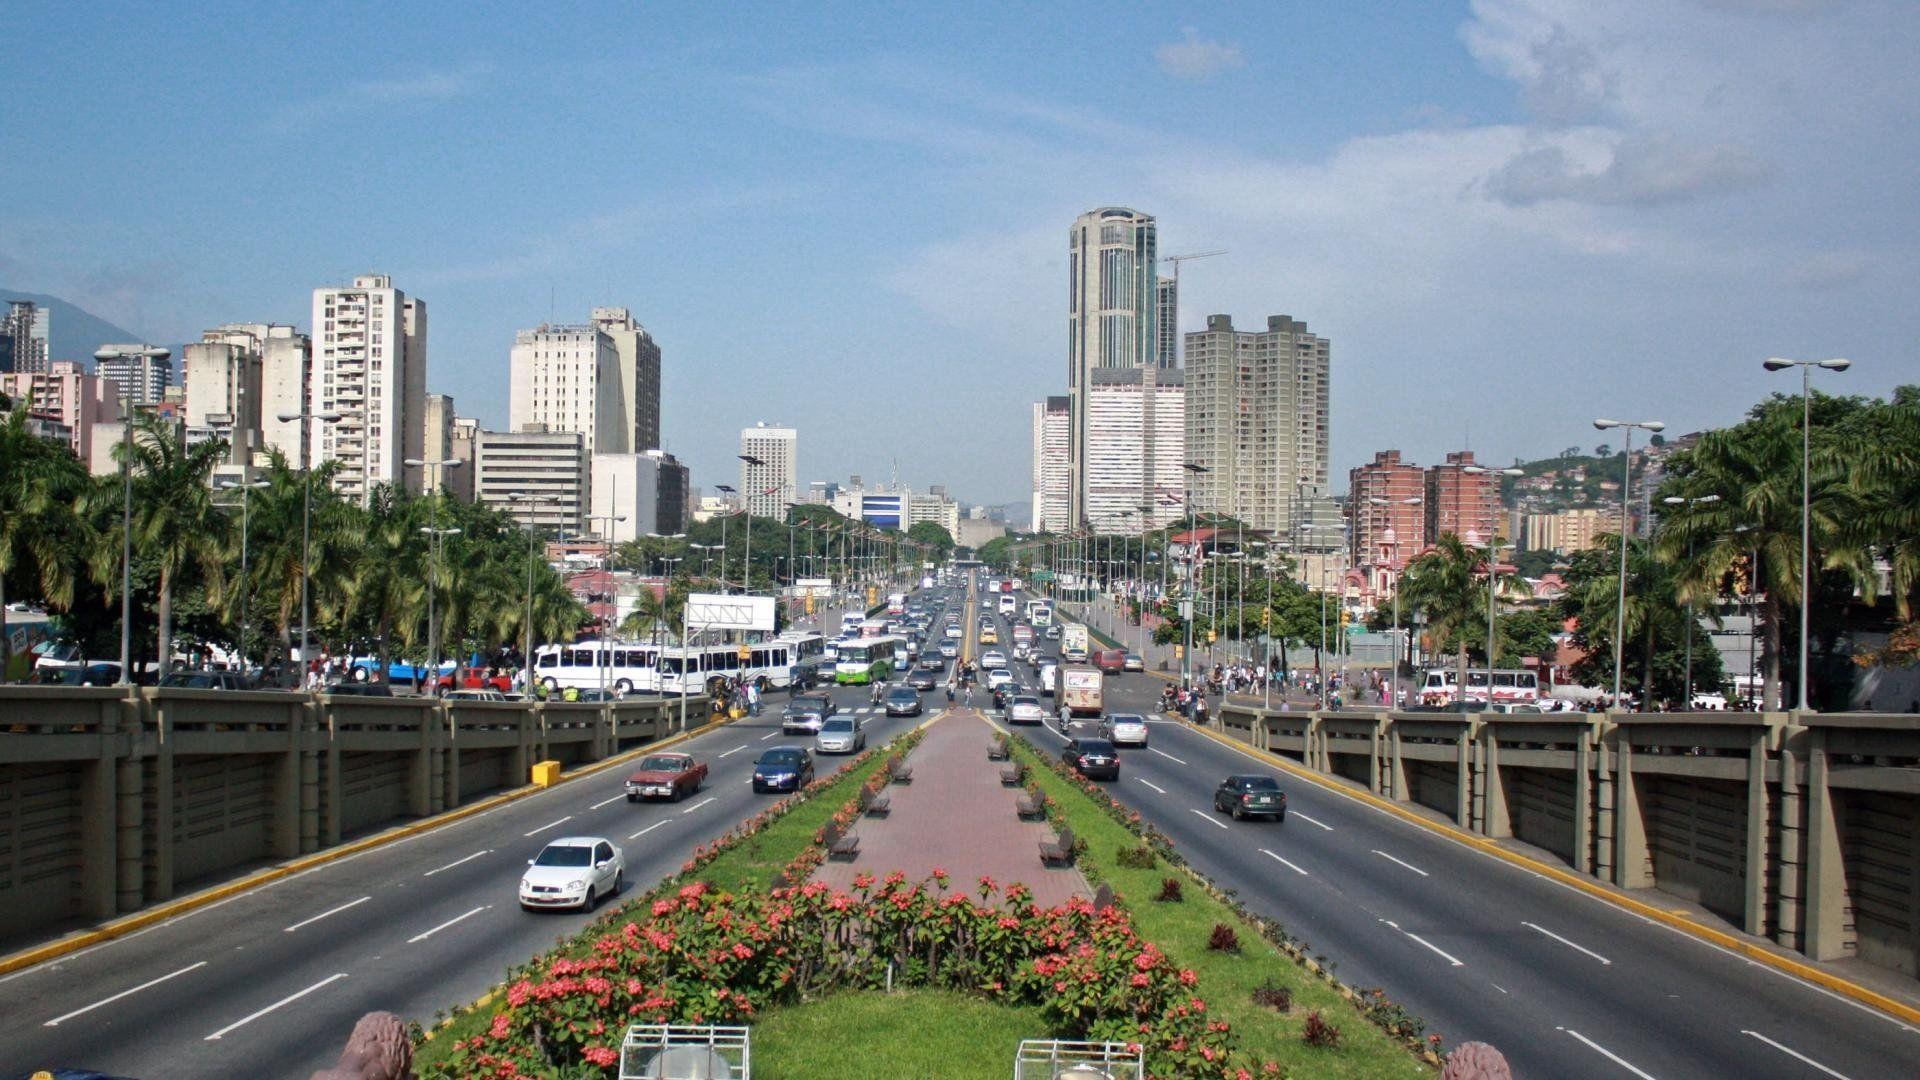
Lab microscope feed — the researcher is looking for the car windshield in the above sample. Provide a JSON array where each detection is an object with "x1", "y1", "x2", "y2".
[
  {"x1": 887, "y1": 689, "x2": 916, "y2": 700},
  {"x1": 1013, "y1": 696, "x2": 1040, "y2": 707},
  {"x1": 1109, "y1": 714, "x2": 1145, "y2": 725},
  {"x1": 1077, "y1": 739, "x2": 1116, "y2": 754},
  {"x1": 534, "y1": 845, "x2": 593, "y2": 868},
  {"x1": 1235, "y1": 777, "x2": 1282, "y2": 792},
  {"x1": 637, "y1": 756, "x2": 686, "y2": 771},
  {"x1": 759, "y1": 751, "x2": 803, "y2": 767},
  {"x1": 822, "y1": 719, "x2": 854, "y2": 732}
]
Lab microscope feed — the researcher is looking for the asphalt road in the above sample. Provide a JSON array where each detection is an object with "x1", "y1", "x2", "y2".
[
  {"x1": 978, "y1": 594, "x2": 1920, "y2": 1080},
  {"x1": 0, "y1": 590, "x2": 958, "y2": 1080}
]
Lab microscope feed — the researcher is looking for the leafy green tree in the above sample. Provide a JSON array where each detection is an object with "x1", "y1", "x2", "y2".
[
  {"x1": 906, "y1": 520, "x2": 955, "y2": 559},
  {"x1": 0, "y1": 405, "x2": 89, "y2": 677},
  {"x1": 1401, "y1": 532, "x2": 1530, "y2": 701},
  {"x1": 340, "y1": 487, "x2": 425, "y2": 682}
]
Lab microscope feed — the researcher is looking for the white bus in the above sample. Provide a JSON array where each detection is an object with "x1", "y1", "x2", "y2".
[
  {"x1": 1026, "y1": 599, "x2": 1054, "y2": 627},
  {"x1": 655, "y1": 632, "x2": 828, "y2": 696},
  {"x1": 1419, "y1": 667, "x2": 1540, "y2": 707},
  {"x1": 533, "y1": 641, "x2": 665, "y2": 695},
  {"x1": 835, "y1": 636, "x2": 904, "y2": 685},
  {"x1": 998, "y1": 593, "x2": 1017, "y2": 616}
]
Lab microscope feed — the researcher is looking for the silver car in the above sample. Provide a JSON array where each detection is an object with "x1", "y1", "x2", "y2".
[
  {"x1": 816, "y1": 716, "x2": 866, "y2": 754},
  {"x1": 1106, "y1": 712, "x2": 1149, "y2": 748}
]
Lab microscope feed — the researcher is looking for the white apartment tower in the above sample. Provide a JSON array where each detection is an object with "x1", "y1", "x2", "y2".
[
  {"x1": 591, "y1": 307, "x2": 662, "y2": 452},
  {"x1": 475, "y1": 426, "x2": 587, "y2": 535},
  {"x1": 1067, "y1": 207, "x2": 1158, "y2": 530},
  {"x1": 182, "y1": 327, "x2": 266, "y2": 467},
  {"x1": 1085, "y1": 368, "x2": 1184, "y2": 533},
  {"x1": 509, "y1": 322, "x2": 625, "y2": 456},
  {"x1": 1030, "y1": 396, "x2": 1071, "y2": 534},
  {"x1": 1183, "y1": 314, "x2": 1332, "y2": 538},
  {"x1": 310, "y1": 275, "x2": 427, "y2": 504},
  {"x1": 242, "y1": 324, "x2": 314, "y2": 469},
  {"x1": 738, "y1": 423, "x2": 797, "y2": 519}
]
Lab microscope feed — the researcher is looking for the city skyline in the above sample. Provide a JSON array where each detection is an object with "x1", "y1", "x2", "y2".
[{"x1": 4, "y1": 3, "x2": 1915, "y2": 504}]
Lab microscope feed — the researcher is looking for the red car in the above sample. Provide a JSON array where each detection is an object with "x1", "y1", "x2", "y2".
[
  {"x1": 624, "y1": 752, "x2": 708, "y2": 802},
  {"x1": 438, "y1": 668, "x2": 515, "y2": 693},
  {"x1": 1092, "y1": 648, "x2": 1129, "y2": 675}
]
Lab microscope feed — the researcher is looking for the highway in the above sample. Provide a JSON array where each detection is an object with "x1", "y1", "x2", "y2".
[
  {"x1": 970, "y1": 593, "x2": 1920, "y2": 1080},
  {"x1": 0, "y1": 596, "x2": 952, "y2": 1079}
]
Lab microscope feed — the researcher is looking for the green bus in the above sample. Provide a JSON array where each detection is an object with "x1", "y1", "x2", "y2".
[{"x1": 834, "y1": 636, "x2": 902, "y2": 685}]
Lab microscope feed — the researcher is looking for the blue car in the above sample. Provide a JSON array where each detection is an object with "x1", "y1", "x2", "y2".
[{"x1": 751, "y1": 747, "x2": 815, "y2": 794}]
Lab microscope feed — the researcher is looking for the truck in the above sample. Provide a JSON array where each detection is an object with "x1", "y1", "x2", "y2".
[
  {"x1": 1061, "y1": 623, "x2": 1090, "y2": 663},
  {"x1": 1061, "y1": 666, "x2": 1104, "y2": 717}
]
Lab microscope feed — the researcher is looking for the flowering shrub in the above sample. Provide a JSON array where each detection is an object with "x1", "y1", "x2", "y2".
[{"x1": 423, "y1": 875, "x2": 1279, "y2": 1079}]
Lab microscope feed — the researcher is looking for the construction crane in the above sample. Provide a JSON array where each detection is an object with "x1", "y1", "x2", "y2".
[{"x1": 1158, "y1": 250, "x2": 1225, "y2": 365}]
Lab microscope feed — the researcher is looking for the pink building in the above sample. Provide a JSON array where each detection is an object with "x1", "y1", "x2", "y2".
[
  {"x1": 1349, "y1": 450, "x2": 1426, "y2": 572},
  {"x1": 0, "y1": 360, "x2": 121, "y2": 462},
  {"x1": 1425, "y1": 450, "x2": 1501, "y2": 547}
]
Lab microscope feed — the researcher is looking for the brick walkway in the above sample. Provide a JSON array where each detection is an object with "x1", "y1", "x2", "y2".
[{"x1": 811, "y1": 708, "x2": 1089, "y2": 908}]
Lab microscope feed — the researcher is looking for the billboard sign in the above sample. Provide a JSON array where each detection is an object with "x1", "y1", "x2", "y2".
[{"x1": 685, "y1": 593, "x2": 776, "y2": 632}]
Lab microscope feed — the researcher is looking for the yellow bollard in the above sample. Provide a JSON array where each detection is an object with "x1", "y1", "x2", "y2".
[{"x1": 531, "y1": 760, "x2": 562, "y2": 787}]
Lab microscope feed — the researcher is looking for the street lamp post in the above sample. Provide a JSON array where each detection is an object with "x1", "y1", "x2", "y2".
[
  {"x1": 1180, "y1": 463, "x2": 1208, "y2": 695},
  {"x1": 97, "y1": 345, "x2": 170, "y2": 684},
  {"x1": 1763, "y1": 356, "x2": 1850, "y2": 712},
  {"x1": 406, "y1": 457, "x2": 464, "y2": 694},
  {"x1": 1663, "y1": 494, "x2": 1723, "y2": 707},
  {"x1": 714, "y1": 485, "x2": 737, "y2": 590},
  {"x1": 1593, "y1": 419, "x2": 1665, "y2": 710},
  {"x1": 1370, "y1": 494, "x2": 1424, "y2": 711},
  {"x1": 217, "y1": 479, "x2": 270, "y2": 672},
  {"x1": 276, "y1": 407, "x2": 346, "y2": 686},
  {"x1": 1464, "y1": 467, "x2": 1522, "y2": 703}
]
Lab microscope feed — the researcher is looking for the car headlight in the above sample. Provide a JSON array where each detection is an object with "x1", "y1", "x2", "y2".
[{"x1": 568, "y1": 878, "x2": 587, "y2": 890}]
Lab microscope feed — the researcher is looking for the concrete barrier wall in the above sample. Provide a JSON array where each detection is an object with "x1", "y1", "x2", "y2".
[
  {"x1": 0, "y1": 687, "x2": 704, "y2": 943},
  {"x1": 1214, "y1": 700, "x2": 1920, "y2": 983}
]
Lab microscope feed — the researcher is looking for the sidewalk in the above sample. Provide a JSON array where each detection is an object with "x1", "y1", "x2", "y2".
[{"x1": 810, "y1": 709, "x2": 1089, "y2": 908}]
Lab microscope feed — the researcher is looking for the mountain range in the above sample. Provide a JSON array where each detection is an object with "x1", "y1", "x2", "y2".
[{"x1": 1, "y1": 289, "x2": 151, "y2": 368}]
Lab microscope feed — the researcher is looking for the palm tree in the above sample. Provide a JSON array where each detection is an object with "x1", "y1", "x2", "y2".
[
  {"x1": 1566, "y1": 534, "x2": 1685, "y2": 708},
  {"x1": 87, "y1": 414, "x2": 228, "y2": 678},
  {"x1": 1400, "y1": 532, "x2": 1529, "y2": 705},
  {"x1": 340, "y1": 486, "x2": 424, "y2": 682},
  {"x1": 243, "y1": 452, "x2": 351, "y2": 667},
  {"x1": 0, "y1": 406, "x2": 89, "y2": 677},
  {"x1": 621, "y1": 577, "x2": 688, "y2": 644}
]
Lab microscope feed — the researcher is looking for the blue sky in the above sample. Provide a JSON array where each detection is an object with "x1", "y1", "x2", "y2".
[{"x1": 4, "y1": 1, "x2": 1915, "y2": 507}]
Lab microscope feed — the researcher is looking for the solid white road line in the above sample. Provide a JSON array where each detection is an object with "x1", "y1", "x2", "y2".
[
  {"x1": 1383, "y1": 919, "x2": 1465, "y2": 967},
  {"x1": 1524, "y1": 921, "x2": 1613, "y2": 965},
  {"x1": 1559, "y1": 1027, "x2": 1659, "y2": 1080},
  {"x1": 282, "y1": 895, "x2": 372, "y2": 932},
  {"x1": 589, "y1": 792, "x2": 628, "y2": 810},
  {"x1": 1188, "y1": 808, "x2": 1230, "y2": 831},
  {"x1": 423, "y1": 850, "x2": 492, "y2": 877},
  {"x1": 1372, "y1": 849, "x2": 1430, "y2": 877},
  {"x1": 204, "y1": 973, "x2": 348, "y2": 1041},
  {"x1": 407, "y1": 905, "x2": 490, "y2": 944},
  {"x1": 44, "y1": 960, "x2": 208, "y2": 1026},
  {"x1": 523, "y1": 815, "x2": 573, "y2": 837},
  {"x1": 1258, "y1": 848, "x2": 1309, "y2": 876},
  {"x1": 718, "y1": 744, "x2": 749, "y2": 758},
  {"x1": 1740, "y1": 1030, "x2": 1853, "y2": 1079},
  {"x1": 1291, "y1": 811, "x2": 1334, "y2": 831},
  {"x1": 1147, "y1": 747, "x2": 1188, "y2": 765},
  {"x1": 628, "y1": 820, "x2": 669, "y2": 841},
  {"x1": 1134, "y1": 777, "x2": 1168, "y2": 795},
  {"x1": 680, "y1": 796, "x2": 718, "y2": 815}
]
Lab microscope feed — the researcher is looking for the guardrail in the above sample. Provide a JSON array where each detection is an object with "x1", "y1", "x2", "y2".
[
  {"x1": 1211, "y1": 700, "x2": 1920, "y2": 983},
  {"x1": 0, "y1": 687, "x2": 706, "y2": 942}
]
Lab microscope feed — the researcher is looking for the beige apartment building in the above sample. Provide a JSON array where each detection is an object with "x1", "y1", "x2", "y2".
[{"x1": 1183, "y1": 314, "x2": 1331, "y2": 538}]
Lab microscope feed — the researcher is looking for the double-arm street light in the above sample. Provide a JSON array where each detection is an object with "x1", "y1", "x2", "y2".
[
  {"x1": 97, "y1": 345, "x2": 169, "y2": 684},
  {"x1": 1179, "y1": 463, "x2": 1209, "y2": 693},
  {"x1": 1663, "y1": 493, "x2": 1723, "y2": 706},
  {"x1": 1763, "y1": 356, "x2": 1851, "y2": 712},
  {"x1": 1369, "y1": 495, "x2": 1424, "y2": 710},
  {"x1": 406, "y1": 457, "x2": 464, "y2": 694},
  {"x1": 217, "y1": 479, "x2": 270, "y2": 672},
  {"x1": 714, "y1": 485, "x2": 737, "y2": 589},
  {"x1": 1593, "y1": 418, "x2": 1665, "y2": 709},
  {"x1": 1464, "y1": 467, "x2": 1523, "y2": 699},
  {"x1": 276, "y1": 407, "x2": 347, "y2": 683}
]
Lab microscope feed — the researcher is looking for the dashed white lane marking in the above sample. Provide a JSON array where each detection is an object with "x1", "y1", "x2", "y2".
[
  {"x1": 1382, "y1": 919, "x2": 1465, "y2": 967},
  {"x1": 406, "y1": 904, "x2": 490, "y2": 945},
  {"x1": 680, "y1": 796, "x2": 717, "y2": 815},
  {"x1": 628, "y1": 820, "x2": 668, "y2": 841},
  {"x1": 1147, "y1": 747, "x2": 1188, "y2": 765},
  {"x1": 589, "y1": 792, "x2": 628, "y2": 810},
  {"x1": 1372, "y1": 849, "x2": 1430, "y2": 877},
  {"x1": 522, "y1": 815, "x2": 573, "y2": 837},
  {"x1": 1258, "y1": 848, "x2": 1309, "y2": 876},
  {"x1": 205, "y1": 973, "x2": 348, "y2": 1041},
  {"x1": 1134, "y1": 777, "x2": 1167, "y2": 795},
  {"x1": 1740, "y1": 1030, "x2": 1852, "y2": 1079},
  {"x1": 1558, "y1": 1027, "x2": 1658, "y2": 1080},
  {"x1": 1291, "y1": 811, "x2": 1333, "y2": 831},
  {"x1": 1525, "y1": 921, "x2": 1612, "y2": 965},
  {"x1": 718, "y1": 744, "x2": 749, "y2": 758},
  {"x1": 45, "y1": 961, "x2": 208, "y2": 1026},
  {"x1": 423, "y1": 851, "x2": 491, "y2": 877},
  {"x1": 761, "y1": 731, "x2": 779, "y2": 740},
  {"x1": 282, "y1": 896, "x2": 371, "y2": 932},
  {"x1": 1188, "y1": 808, "x2": 1229, "y2": 830}
]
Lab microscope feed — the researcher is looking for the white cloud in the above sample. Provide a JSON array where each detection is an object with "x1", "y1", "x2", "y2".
[
  {"x1": 1155, "y1": 28, "x2": 1246, "y2": 80},
  {"x1": 265, "y1": 62, "x2": 491, "y2": 133},
  {"x1": 1482, "y1": 132, "x2": 1769, "y2": 206}
]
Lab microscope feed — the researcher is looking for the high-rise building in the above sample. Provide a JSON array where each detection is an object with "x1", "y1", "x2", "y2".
[
  {"x1": 183, "y1": 327, "x2": 267, "y2": 469},
  {"x1": 3, "y1": 300, "x2": 50, "y2": 375},
  {"x1": 1520, "y1": 507, "x2": 1622, "y2": 554},
  {"x1": 1155, "y1": 277, "x2": 1178, "y2": 367},
  {"x1": 449, "y1": 416, "x2": 478, "y2": 503},
  {"x1": 1085, "y1": 368, "x2": 1184, "y2": 533},
  {"x1": 242, "y1": 324, "x2": 313, "y2": 469},
  {"x1": 310, "y1": 274, "x2": 427, "y2": 504},
  {"x1": 1030, "y1": 396, "x2": 1070, "y2": 534},
  {"x1": 590, "y1": 307, "x2": 662, "y2": 452},
  {"x1": 739, "y1": 423, "x2": 797, "y2": 519},
  {"x1": 591, "y1": 449, "x2": 689, "y2": 542},
  {"x1": 509, "y1": 321, "x2": 625, "y2": 456},
  {"x1": 1426, "y1": 451, "x2": 1501, "y2": 546},
  {"x1": 1183, "y1": 314, "x2": 1332, "y2": 539},
  {"x1": 1067, "y1": 207, "x2": 1158, "y2": 528},
  {"x1": 1350, "y1": 450, "x2": 1427, "y2": 569},
  {"x1": 475, "y1": 426, "x2": 587, "y2": 534},
  {"x1": 95, "y1": 345, "x2": 173, "y2": 408},
  {"x1": 421, "y1": 393, "x2": 464, "y2": 494},
  {"x1": 0, "y1": 360, "x2": 120, "y2": 462}
]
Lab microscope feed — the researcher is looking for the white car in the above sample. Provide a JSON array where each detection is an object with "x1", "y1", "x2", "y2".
[
  {"x1": 980, "y1": 651, "x2": 1008, "y2": 669},
  {"x1": 1007, "y1": 695, "x2": 1047, "y2": 724},
  {"x1": 939, "y1": 642, "x2": 959, "y2": 659},
  {"x1": 1105, "y1": 713, "x2": 1149, "y2": 748},
  {"x1": 816, "y1": 716, "x2": 866, "y2": 754},
  {"x1": 986, "y1": 667, "x2": 1015, "y2": 690},
  {"x1": 519, "y1": 836, "x2": 624, "y2": 911},
  {"x1": 944, "y1": 625, "x2": 963, "y2": 639}
]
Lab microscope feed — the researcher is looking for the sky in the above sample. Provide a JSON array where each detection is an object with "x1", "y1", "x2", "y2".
[{"x1": 3, "y1": 1, "x2": 1915, "y2": 507}]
